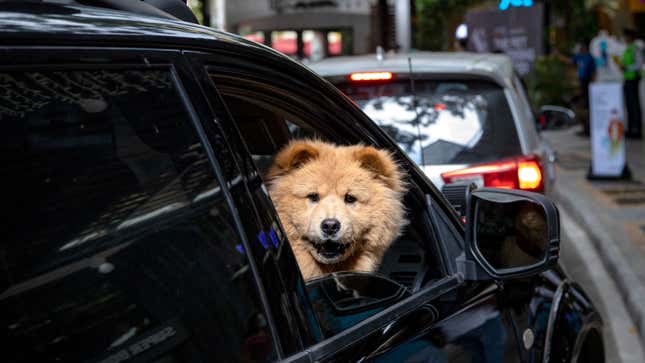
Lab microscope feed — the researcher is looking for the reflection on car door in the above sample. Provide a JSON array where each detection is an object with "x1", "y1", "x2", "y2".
[{"x1": 1, "y1": 52, "x2": 277, "y2": 363}]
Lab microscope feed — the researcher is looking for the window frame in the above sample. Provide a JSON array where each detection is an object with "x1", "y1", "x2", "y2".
[
  {"x1": 183, "y1": 50, "x2": 469, "y2": 359},
  {"x1": 280, "y1": 275, "x2": 461, "y2": 362},
  {"x1": 185, "y1": 52, "x2": 325, "y2": 355},
  {"x1": 0, "y1": 47, "x2": 286, "y2": 360}
]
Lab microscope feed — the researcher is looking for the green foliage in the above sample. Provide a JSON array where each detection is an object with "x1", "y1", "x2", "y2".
[
  {"x1": 187, "y1": 0, "x2": 204, "y2": 25},
  {"x1": 525, "y1": 56, "x2": 578, "y2": 109},
  {"x1": 414, "y1": 0, "x2": 602, "y2": 51},
  {"x1": 415, "y1": 0, "x2": 487, "y2": 50},
  {"x1": 552, "y1": 0, "x2": 599, "y2": 51},
  {"x1": 584, "y1": 0, "x2": 620, "y2": 13},
  {"x1": 570, "y1": 3, "x2": 598, "y2": 46}
]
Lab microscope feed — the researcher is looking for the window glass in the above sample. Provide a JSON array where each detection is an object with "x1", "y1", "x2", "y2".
[
  {"x1": 1, "y1": 69, "x2": 275, "y2": 363},
  {"x1": 334, "y1": 80, "x2": 522, "y2": 166}
]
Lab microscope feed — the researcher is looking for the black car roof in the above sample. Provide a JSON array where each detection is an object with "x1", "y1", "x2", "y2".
[{"x1": 0, "y1": 2, "x2": 285, "y2": 57}]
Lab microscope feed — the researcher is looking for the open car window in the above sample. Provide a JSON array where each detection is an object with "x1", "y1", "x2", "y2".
[{"x1": 208, "y1": 70, "x2": 448, "y2": 337}]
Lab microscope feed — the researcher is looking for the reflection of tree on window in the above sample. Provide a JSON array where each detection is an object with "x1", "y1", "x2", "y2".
[
  {"x1": 362, "y1": 92, "x2": 487, "y2": 165},
  {"x1": 0, "y1": 70, "x2": 171, "y2": 117},
  {"x1": 337, "y1": 80, "x2": 521, "y2": 166}
]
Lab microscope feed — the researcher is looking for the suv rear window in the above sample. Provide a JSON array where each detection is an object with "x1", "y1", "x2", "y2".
[{"x1": 335, "y1": 79, "x2": 522, "y2": 166}]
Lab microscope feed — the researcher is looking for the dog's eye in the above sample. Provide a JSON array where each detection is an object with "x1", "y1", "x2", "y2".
[
  {"x1": 344, "y1": 193, "x2": 357, "y2": 204},
  {"x1": 306, "y1": 193, "x2": 320, "y2": 202}
]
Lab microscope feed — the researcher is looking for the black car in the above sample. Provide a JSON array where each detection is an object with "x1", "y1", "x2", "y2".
[{"x1": 1, "y1": 2, "x2": 604, "y2": 363}]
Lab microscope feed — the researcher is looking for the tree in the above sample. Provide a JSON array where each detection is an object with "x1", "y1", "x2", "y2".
[
  {"x1": 415, "y1": 0, "x2": 492, "y2": 50},
  {"x1": 584, "y1": 0, "x2": 619, "y2": 14},
  {"x1": 187, "y1": 0, "x2": 206, "y2": 25}
]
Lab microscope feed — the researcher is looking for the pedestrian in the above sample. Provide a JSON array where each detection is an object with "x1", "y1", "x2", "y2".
[
  {"x1": 619, "y1": 28, "x2": 643, "y2": 139},
  {"x1": 554, "y1": 39, "x2": 596, "y2": 136}
]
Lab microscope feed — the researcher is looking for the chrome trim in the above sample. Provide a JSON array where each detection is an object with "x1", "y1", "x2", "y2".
[{"x1": 543, "y1": 279, "x2": 569, "y2": 363}]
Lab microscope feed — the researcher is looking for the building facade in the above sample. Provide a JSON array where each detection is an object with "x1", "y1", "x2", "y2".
[{"x1": 202, "y1": 0, "x2": 398, "y2": 61}]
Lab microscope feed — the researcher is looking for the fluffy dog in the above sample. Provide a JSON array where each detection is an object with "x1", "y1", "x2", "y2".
[{"x1": 267, "y1": 140, "x2": 406, "y2": 280}]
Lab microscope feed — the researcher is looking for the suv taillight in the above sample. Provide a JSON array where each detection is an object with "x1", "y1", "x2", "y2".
[
  {"x1": 441, "y1": 155, "x2": 544, "y2": 193},
  {"x1": 349, "y1": 72, "x2": 393, "y2": 81}
]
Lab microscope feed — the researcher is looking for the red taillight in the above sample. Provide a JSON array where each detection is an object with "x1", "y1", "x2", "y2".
[
  {"x1": 349, "y1": 72, "x2": 393, "y2": 81},
  {"x1": 441, "y1": 155, "x2": 544, "y2": 192},
  {"x1": 518, "y1": 159, "x2": 543, "y2": 190}
]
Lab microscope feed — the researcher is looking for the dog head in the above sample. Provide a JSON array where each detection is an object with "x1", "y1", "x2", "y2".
[{"x1": 267, "y1": 140, "x2": 405, "y2": 265}]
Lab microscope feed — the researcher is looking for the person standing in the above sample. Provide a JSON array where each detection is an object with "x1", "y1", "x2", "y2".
[
  {"x1": 620, "y1": 28, "x2": 643, "y2": 139},
  {"x1": 555, "y1": 40, "x2": 596, "y2": 135}
]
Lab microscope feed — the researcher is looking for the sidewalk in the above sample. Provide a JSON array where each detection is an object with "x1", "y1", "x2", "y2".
[{"x1": 541, "y1": 126, "x2": 645, "y2": 349}]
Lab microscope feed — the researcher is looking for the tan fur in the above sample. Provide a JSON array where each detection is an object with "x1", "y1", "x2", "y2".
[{"x1": 267, "y1": 140, "x2": 407, "y2": 280}]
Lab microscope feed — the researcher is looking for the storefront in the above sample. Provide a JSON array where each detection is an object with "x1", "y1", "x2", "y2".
[
  {"x1": 222, "y1": 0, "x2": 382, "y2": 62},
  {"x1": 465, "y1": 3, "x2": 545, "y2": 76},
  {"x1": 629, "y1": 0, "x2": 645, "y2": 33}
]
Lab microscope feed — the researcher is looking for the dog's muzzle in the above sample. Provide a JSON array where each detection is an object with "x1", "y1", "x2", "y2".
[{"x1": 315, "y1": 240, "x2": 348, "y2": 259}]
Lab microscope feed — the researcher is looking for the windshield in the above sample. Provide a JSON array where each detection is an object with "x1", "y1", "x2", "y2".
[{"x1": 335, "y1": 79, "x2": 522, "y2": 166}]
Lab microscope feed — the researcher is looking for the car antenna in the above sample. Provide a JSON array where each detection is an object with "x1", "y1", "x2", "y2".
[{"x1": 408, "y1": 57, "x2": 426, "y2": 167}]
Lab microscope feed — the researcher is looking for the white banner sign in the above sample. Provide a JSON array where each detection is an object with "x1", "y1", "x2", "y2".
[{"x1": 590, "y1": 82, "x2": 626, "y2": 177}]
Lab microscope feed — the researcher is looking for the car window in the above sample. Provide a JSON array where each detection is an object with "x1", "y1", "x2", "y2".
[
  {"x1": 1, "y1": 68, "x2": 275, "y2": 363},
  {"x1": 334, "y1": 79, "x2": 523, "y2": 166},
  {"x1": 208, "y1": 71, "x2": 446, "y2": 336}
]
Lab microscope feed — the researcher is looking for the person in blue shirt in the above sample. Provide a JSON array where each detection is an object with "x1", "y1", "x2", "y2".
[{"x1": 556, "y1": 39, "x2": 596, "y2": 135}]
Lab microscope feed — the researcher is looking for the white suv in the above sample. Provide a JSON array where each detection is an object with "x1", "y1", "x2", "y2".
[{"x1": 310, "y1": 52, "x2": 561, "y2": 193}]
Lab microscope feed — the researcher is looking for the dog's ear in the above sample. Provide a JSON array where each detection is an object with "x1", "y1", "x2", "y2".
[
  {"x1": 268, "y1": 141, "x2": 319, "y2": 179},
  {"x1": 354, "y1": 146, "x2": 402, "y2": 190}
]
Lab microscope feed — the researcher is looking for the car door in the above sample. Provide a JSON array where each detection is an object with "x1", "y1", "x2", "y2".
[
  {"x1": 182, "y1": 49, "x2": 537, "y2": 362},
  {"x1": 1, "y1": 47, "x2": 287, "y2": 363}
]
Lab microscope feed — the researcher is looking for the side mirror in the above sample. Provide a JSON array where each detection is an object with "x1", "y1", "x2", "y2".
[
  {"x1": 305, "y1": 272, "x2": 410, "y2": 336},
  {"x1": 466, "y1": 188, "x2": 560, "y2": 279},
  {"x1": 537, "y1": 105, "x2": 576, "y2": 130}
]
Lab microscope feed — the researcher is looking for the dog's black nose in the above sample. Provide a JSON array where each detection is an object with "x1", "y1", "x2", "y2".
[{"x1": 321, "y1": 218, "x2": 341, "y2": 236}]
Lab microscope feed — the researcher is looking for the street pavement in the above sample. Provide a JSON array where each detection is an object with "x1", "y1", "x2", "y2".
[
  {"x1": 542, "y1": 125, "x2": 645, "y2": 360},
  {"x1": 559, "y1": 208, "x2": 645, "y2": 362}
]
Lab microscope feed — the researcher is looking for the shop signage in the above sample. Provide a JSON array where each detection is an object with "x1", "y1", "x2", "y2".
[
  {"x1": 466, "y1": 4, "x2": 544, "y2": 76},
  {"x1": 499, "y1": 0, "x2": 534, "y2": 11},
  {"x1": 629, "y1": 0, "x2": 645, "y2": 12},
  {"x1": 589, "y1": 82, "x2": 628, "y2": 178}
]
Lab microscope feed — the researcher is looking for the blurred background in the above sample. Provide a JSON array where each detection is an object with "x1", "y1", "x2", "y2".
[{"x1": 183, "y1": 0, "x2": 641, "y2": 107}]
